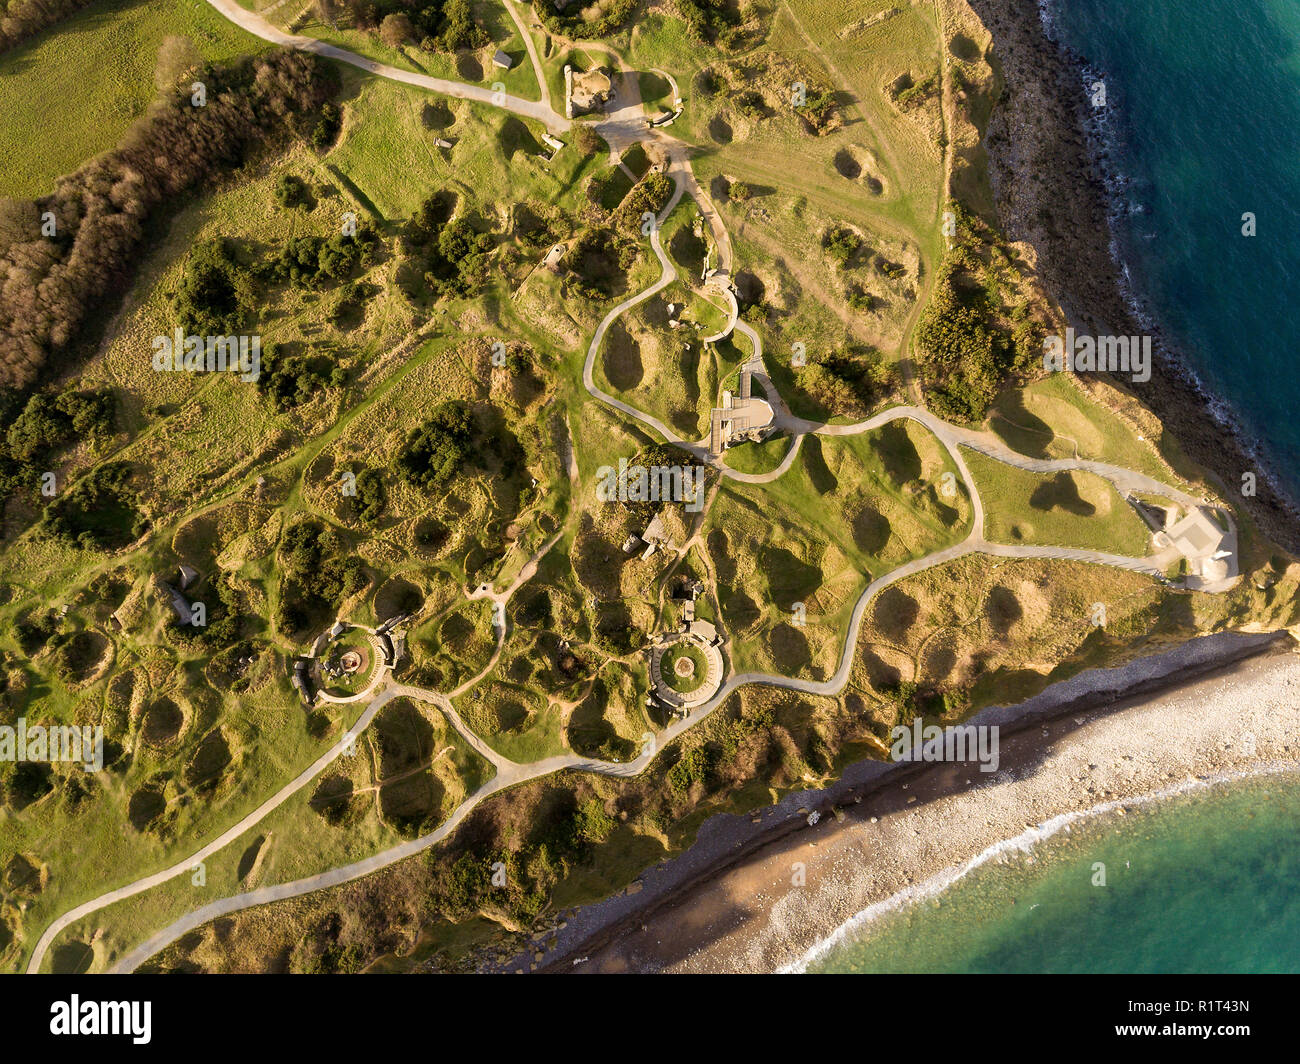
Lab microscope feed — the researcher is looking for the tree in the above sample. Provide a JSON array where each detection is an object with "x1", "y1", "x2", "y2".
[{"x1": 379, "y1": 12, "x2": 414, "y2": 47}]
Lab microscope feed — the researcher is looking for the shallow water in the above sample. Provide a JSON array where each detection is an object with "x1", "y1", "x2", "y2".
[{"x1": 803, "y1": 770, "x2": 1300, "y2": 973}]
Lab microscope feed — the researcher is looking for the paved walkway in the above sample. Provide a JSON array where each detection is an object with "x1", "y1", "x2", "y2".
[
  {"x1": 26, "y1": 7, "x2": 1242, "y2": 973},
  {"x1": 203, "y1": 0, "x2": 569, "y2": 134}
]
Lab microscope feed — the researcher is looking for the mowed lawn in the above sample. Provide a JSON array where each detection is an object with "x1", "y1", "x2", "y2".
[
  {"x1": 0, "y1": 0, "x2": 265, "y2": 199},
  {"x1": 963, "y1": 448, "x2": 1155, "y2": 557}
]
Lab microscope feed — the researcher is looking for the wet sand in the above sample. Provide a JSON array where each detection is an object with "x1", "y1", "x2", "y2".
[{"x1": 566, "y1": 635, "x2": 1300, "y2": 973}]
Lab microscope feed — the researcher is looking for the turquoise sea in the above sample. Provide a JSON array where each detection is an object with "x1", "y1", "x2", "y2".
[
  {"x1": 803, "y1": 771, "x2": 1300, "y2": 973},
  {"x1": 1045, "y1": 0, "x2": 1300, "y2": 499},
  {"x1": 806, "y1": 0, "x2": 1300, "y2": 972}
]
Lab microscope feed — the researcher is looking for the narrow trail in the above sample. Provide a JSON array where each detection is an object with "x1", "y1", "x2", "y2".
[
  {"x1": 27, "y1": 3, "x2": 1240, "y2": 974},
  {"x1": 501, "y1": 0, "x2": 550, "y2": 110},
  {"x1": 203, "y1": 0, "x2": 569, "y2": 133}
]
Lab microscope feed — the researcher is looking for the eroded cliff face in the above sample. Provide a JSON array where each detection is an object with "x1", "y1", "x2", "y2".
[{"x1": 960, "y1": 0, "x2": 1300, "y2": 554}]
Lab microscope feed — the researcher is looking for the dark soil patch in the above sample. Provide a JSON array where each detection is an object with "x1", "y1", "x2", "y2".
[
  {"x1": 52, "y1": 629, "x2": 110, "y2": 683},
  {"x1": 375, "y1": 700, "x2": 434, "y2": 776},
  {"x1": 985, "y1": 585, "x2": 1024, "y2": 636},
  {"x1": 1030, "y1": 471, "x2": 1096, "y2": 516},
  {"x1": 768, "y1": 623, "x2": 813, "y2": 674},
  {"x1": 311, "y1": 775, "x2": 355, "y2": 825},
  {"x1": 801, "y1": 435, "x2": 838, "y2": 495},
  {"x1": 141, "y1": 697, "x2": 183, "y2": 747},
  {"x1": 4, "y1": 853, "x2": 40, "y2": 893},
  {"x1": 374, "y1": 576, "x2": 422, "y2": 622},
  {"x1": 237, "y1": 835, "x2": 265, "y2": 880},
  {"x1": 851, "y1": 504, "x2": 892, "y2": 556},
  {"x1": 603, "y1": 319, "x2": 643, "y2": 390},
  {"x1": 413, "y1": 517, "x2": 449, "y2": 555},
  {"x1": 184, "y1": 729, "x2": 232, "y2": 792},
  {"x1": 438, "y1": 611, "x2": 475, "y2": 653},
  {"x1": 379, "y1": 774, "x2": 440, "y2": 838},
  {"x1": 875, "y1": 420, "x2": 922, "y2": 485},
  {"x1": 669, "y1": 224, "x2": 707, "y2": 275},
  {"x1": 920, "y1": 638, "x2": 957, "y2": 683},
  {"x1": 873, "y1": 587, "x2": 920, "y2": 639},
  {"x1": 861, "y1": 650, "x2": 902, "y2": 691},
  {"x1": 762, "y1": 546, "x2": 823, "y2": 608},
  {"x1": 51, "y1": 941, "x2": 94, "y2": 974},
  {"x1": 720, "y1": 588, "x2": 761, "y2": 631},
  {"x1": 128, "y1": 785, "x2": 166, "y2": 831},
  {"x1": 455, "y1": 53, "x2": 483, "y2": 80},
  {"x1": 833, "y1": 148, "x2": 862, "y2": 179}
]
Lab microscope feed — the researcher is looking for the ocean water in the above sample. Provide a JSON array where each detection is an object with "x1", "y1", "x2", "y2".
[
  {"x1": 1042, "y1": 0, "x2": 1300, "y2": 502},
  {"x1": 801, "y1": 770, "x2": 1300, "y2": 973}
]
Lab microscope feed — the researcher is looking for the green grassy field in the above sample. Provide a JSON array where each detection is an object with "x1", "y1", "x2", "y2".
[
  {"x1": 37, "y1": 695, "x2": 493, "y2": 972},
  {"x1": 5, "y1": 0, "x2": 1291, "y2": 978},
  {"x1": 0, "y1": 0, "x2": 266, "y2": 198},
  {"x1": 963, "y1": 448, "x2": 1155, "y2": 557},
  {"x1": 707, "y1": 419, "x2": 973, "y2": 678},
  {"x1": 988, "y1": 374, "x2": 1189, "y2": 489}
]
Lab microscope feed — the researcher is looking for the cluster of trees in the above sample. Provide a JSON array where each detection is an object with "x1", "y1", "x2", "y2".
[
  {"x1": 798, "y1": 345, "x2": 898, "y2": 419},
  {"x1": 257, "y1": 346, "x2": 337, "y2": 411},
  {"x1": 824, "y1": 225, "x2": 864, "y2": 267},
  {"x1": 274, "y1": 174, "x2": 314, "y2": 210},
  {"x1": 348, "y1": 0, "x2": 486, "y2": 52},
  {"x1": 277, "y1": 520, "x2": 368, "y2": 635},
  {"x1": 15, "y1": 607, "x2": 60, "y2": 655},
  {"x1": 734, "y1": 90, "x2": 767, "y2": 122},
  {"x1": 172, "y1": 240, "x2": 257, "y2": 336},
  {"x1": 43, "y1": 461, "x2": 145, "y2": 550},
  {"x1": 312, "y1": 103, "x2": 341, "y2": 151},
  {"x1": 798, "y1": 88, "x2": 837, "y2": 133},
  {"x1": 170, "y1": 223, "x2": 377, "y2": 382},
  {"x1": 346, "y1": 467, "x2": 386, "y2": 523},
  {"x1": 396, "y1": 400, "x2": 478, "y2": 490},
  {"x1": 259, "y1": 226, "x2": 380, "y2": 288},
  {"x1": 614, "y1": 171, "x2": 674, "y2": 234},
  {"x1": 677, "y1": 0, "x2": 748, "y2": 49},
  {"x1": 397, "y1": 399, "x2": 525, "y2": 494},
  {"x1": 5, "y1": 387, "x2": 113, "y2": 462},
  {"x1": 176, "y1": 572, "x2": 244, "y2": 647},
  {"x1": 0, "y1": 50, "x2": 336, "y2": 389},
  {"x1": 0, "y1": 387, "x2": 116, "y2": 534},
  {"x1": 533, "y1": 0, "x2": 636, "y2": 39},
  {"x1": 403, "y1": 191, "x2": 493, "y2": 298},
  {"x1": 916, "y1": 203, "x2": 1043, "y2": 422},
  {"x1": 0, "y1": 0, "x2": 94, "y2": 53},
  {"x1": 429, "y1": 789, "x2": 620, "y2": 925},
  {"x1": 892, "y1": 72, "x2": 939, "y2": 110}
]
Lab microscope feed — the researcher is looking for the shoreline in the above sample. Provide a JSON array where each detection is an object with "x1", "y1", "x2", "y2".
[
  {"x1": 517, "y1": 628, "x2": 1296, "y2": 972},
  {"x1": 969, "y1": 0, "x2": 1300, "y2": 555},
  {"x1": 504, "y1": 0, "x2": 1300, "y2": 976},
  {"x1": 783, "y1": 756, "x2": 1300, "y2": 973}
]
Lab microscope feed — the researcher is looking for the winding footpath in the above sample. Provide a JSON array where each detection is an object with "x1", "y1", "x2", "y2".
[
  {"x1": 26, "y1": 6, "x2": 1239, "y2": 972},
  {"x1": 205, "y1": 0, "x2": 568, "y2": 133}
]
